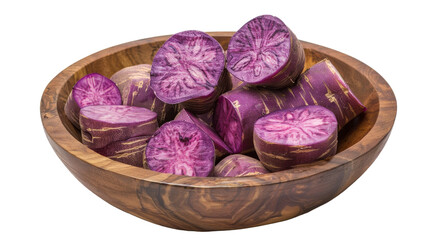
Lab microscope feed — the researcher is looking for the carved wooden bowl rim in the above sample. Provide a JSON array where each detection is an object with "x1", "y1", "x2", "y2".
[{"x1": 41, "y1": 32, "x2": 397, "y2": 188}]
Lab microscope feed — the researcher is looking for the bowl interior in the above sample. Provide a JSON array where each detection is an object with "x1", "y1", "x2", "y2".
[{"x1": 56, "y1": 34, "x2": 379, "y2": 169}]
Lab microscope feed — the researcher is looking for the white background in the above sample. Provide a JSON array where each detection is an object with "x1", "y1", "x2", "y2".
[{"x1": 1, "y1": 0, "x2": 427, "y2": 239}]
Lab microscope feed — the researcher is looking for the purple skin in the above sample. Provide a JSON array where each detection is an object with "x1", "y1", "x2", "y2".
[
  {"x1": 285, "y1": 59, "x2": 367, "y2": 129},
  {"x1": 229, "y1": 72, "x2": 245, "y2": 90},
  {"x1": 94, "y1": 135, "x2": 151, "y2": 168},
  {"x1": 64, "y1": 73, "x2": 122, "y2": 129},
  {"x1": 79, "y1": 105, "x2": 158, "y2": 149},
  {"x1": 254, "y1": 106, "x2": 338, "y2": 171},
  {"x1": 214, "y1": 59, "x2": 366, "y2": 154},
  {"x1": 174, "y1": 107, "x2": 214, "y2": 127},
  {"x1": 174, "y1": 109, "x2": 232, "y2": 160},
  {"x1": 227, "y1": 15, "x2": 305, "y2": 88},
  {"x1": 213, "y1": 154, "x2": 269, "y2": 177},
  {"x1": 145, "y1": 120, "x2": 215, "y2": 177},
  {"x1": 110, "y1": 64, "x2": 177, "y2": 124},
  {"x1": 150, "y1": 30, "x2": 230, "y2": 114}
]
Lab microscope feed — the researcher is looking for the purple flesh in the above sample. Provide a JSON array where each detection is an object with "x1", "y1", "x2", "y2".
[
  {"x1": 174, "y1": 109, "x2": 232, "y2": 160},
  {"x1": 227, "y1": 15, "x2": 304, "y2": 88},
  {"x1": 145, "y1": 120, "x2": 215, "y2": 177},
  {"x1": 64, "y1": 73, "x2": 122, "y2": 129},
  {"x1": 150, "y1": 30, "x2": 229, "y2": 113},
  {"x1": 110, "y1": 64, "x2": 177, "y2": 124},
  {"x1": 254, "y1": 106, "x2": 338, "y2": 171},
  {"x1": 79, "y1": 105, "x2": 158, "y2": 149},
  {"x1": 214, "y1": 59, "x2": 366, "y2": 154},
  {"x1": 214, "y1": 154, "x2": 269, "y2": 177},
  {"x1": 94, "y1": 136, "x2": 151, "y2": 167}
]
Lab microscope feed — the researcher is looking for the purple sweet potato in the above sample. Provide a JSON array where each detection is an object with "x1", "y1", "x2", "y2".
[
  {"x1": 214, "y1": 59, "x2": 366, "y2": 153},
  {"x1": 254, "y1": 105, "x2": 338, "y2": 171},
  {"x1": 284, "y1": 58, "x2": 366, "y2": 129},
  {"x1": 110, "y1": 64, "x2": 177, "y2": 124},
  {"x1": 213, "y1": 154, "x2": 269, "y2": 177},
  {"x1": 144, "y1": 120, "x2": 215, "y2": 177},
  {"x1": 226, "y1": 15, "x2": 304, "y2": 88},
  {"x1": 150, "y1": 30, "x2": 231, "y2": 114},
  {"x1": 174, "y1": 109, "x2": 232, "y2": 159},
  {"x1": 64, "y1": 73, "x2": 122, "y2": 128},
  {"x1": 94, "y1": 135, "x2": 151, "y2": 167},
  {"x1": 174, "y1": 108, "x2": 214, "y2": 127},
  {"x1": 79, "y1": 105, "x2": 158, "y2": 149}
]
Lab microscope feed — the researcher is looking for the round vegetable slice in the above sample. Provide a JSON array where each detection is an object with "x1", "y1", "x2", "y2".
[
  {"x1": 94, "y1": 135, "x2": 151, "y2": 167},
  {"x1": 79, "y1": 105, "x2": 158, "y2": 149},
  {"x1": 145, "y1": 120, "x2": 215, "y2": 177},
  {"x1": 150, "y1": 30, "x2": 229, "y2": 113},
  {"x1": 214, "y1": 59, "x2": 366, "y2": 154},
  {"x1": 213, "y1": 154, "x2": 269, "y2": 177},
  {"x1": 174, "y1": 109, "x2": 232, "y2": 160},
  {"x1": 64, "y1": 73, "x2": 122, "y2": 129},
  {"x1": 110, "y1": 64, "x2": 177, "y2": 124},
  {"x1": 254, "y1": 105, "x2": 338, "y2": 171},
  {"x1": 227, "y1": 15, "x2": 304, "y2": 88}
]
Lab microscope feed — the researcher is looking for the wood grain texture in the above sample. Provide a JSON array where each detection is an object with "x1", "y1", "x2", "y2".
[{"x1": 40, "y1": 32, "x2": 397, "y2": 231}]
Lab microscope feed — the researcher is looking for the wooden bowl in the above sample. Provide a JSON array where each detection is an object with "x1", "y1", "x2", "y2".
[{"x1": 40, "y1": 32, "x2": 396, "y2": 231}]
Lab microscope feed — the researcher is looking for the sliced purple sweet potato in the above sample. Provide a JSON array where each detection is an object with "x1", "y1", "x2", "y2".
[
  {"x1": 214, "y1": 86, "x2": 288, "y2": 153},
  {"x1": 94, "y1": 135, "x2": 151, "y2": 167},
  {"x1": 79, "y1": 105, "x2": 158, "y2": 149},
  {"x1": 110, "y1": 64, "x2": 177, "y2": 124},
  {"x1": 150, "y1": 30, "x2": 230, "y2": 113},
  {"x1": 214, "y1": 59, "x2": 366, "y2": 153},
  {"x1": 144, "y1": 120, "x2": 215, "y2": 177},
  {"x1": 213, "y1": 154, "x2": 269, "y2": 177},
  {"x1": 227, "y1": 15, "x2": 304, "y2": 88},
  {"x1": 64, "y1": 73, "x2": 122, "y2": 129},
  {"x1": 174, "y1": 109, "x2": 232, "y2": 160},
  {"x1": 254, "y1": 105, "x2": 338, "y2": 171},
  {"x1": 174, "y1": 108, "x2": 214, "y2": 127},
  {"x1": 284, "y1": 58, "x2": 367, "y2": 129}
]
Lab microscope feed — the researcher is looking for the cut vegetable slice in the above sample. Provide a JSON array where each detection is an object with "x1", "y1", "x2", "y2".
[
  {"x1": 174, "y1": 109, "x2": 232, "y2": 160},
  {"x1": 227, "y1": 15, "x2": 304, "y2": 88},
  {"x1": 150, "y1": 30, "x2": 229, "y2": 113},
  {"x1": 214, "y1": 59, "x2": 366, "y2": 153},
  {"x1": 213, "y1": 154, "x2": 269, "y2": 177},
  {"x1": 64, "y1": 73, "x2": 122, "y2": 128},
  {"x1": 285, "y1": 58, "x2": 367, "y2": 129},
  {"x1": 79, "y1": 105, "x2": 158, "y2": 149},
  {"x1": 254, "y1": 105, "x2": 338, "y2": 171},
  {"x1": 94, "y1": 135, "x2": 151, "y2": 167},
  {"x1": 110, "y1": 64, "x2": 177, "y2": 124},
  {"x1": 145, "y1": 120, "x2": 215, "y2": 177}
]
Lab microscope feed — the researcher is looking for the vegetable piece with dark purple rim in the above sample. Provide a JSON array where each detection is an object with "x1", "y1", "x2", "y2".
[
  {"x1": 150, "y1": 30, "x2": 230, "y2": 114},
  {"x1": 174, "y1": 109, "x2": 232, "y2": 160},
  {"x1": 214, "y1": 59, "x2": 366, "y2": 153},
  {"x1": 64, "y1": 73, "x2": 122, "y2": 129},
  {"x1": 110, "y1": 64, "x2": 178, "y2": 124},
  {"x1": 79, "y1": 105, "x2": 158, "y2": 149},
  {"x1": 254, "y1": 105, "x2": 338, "y2": 171},
  {"x1": 213, "y1": 154, "x2": 269, "y2": 177},
  {"x1": 144, "y1": 120, "x2": 215, "y2": 177},
  {"x1": 94, "y1": 135, "x2": 151, "y2": 168},
  {"x1": 227, "y1": 14, "x2": 305, "y2": 88}
]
